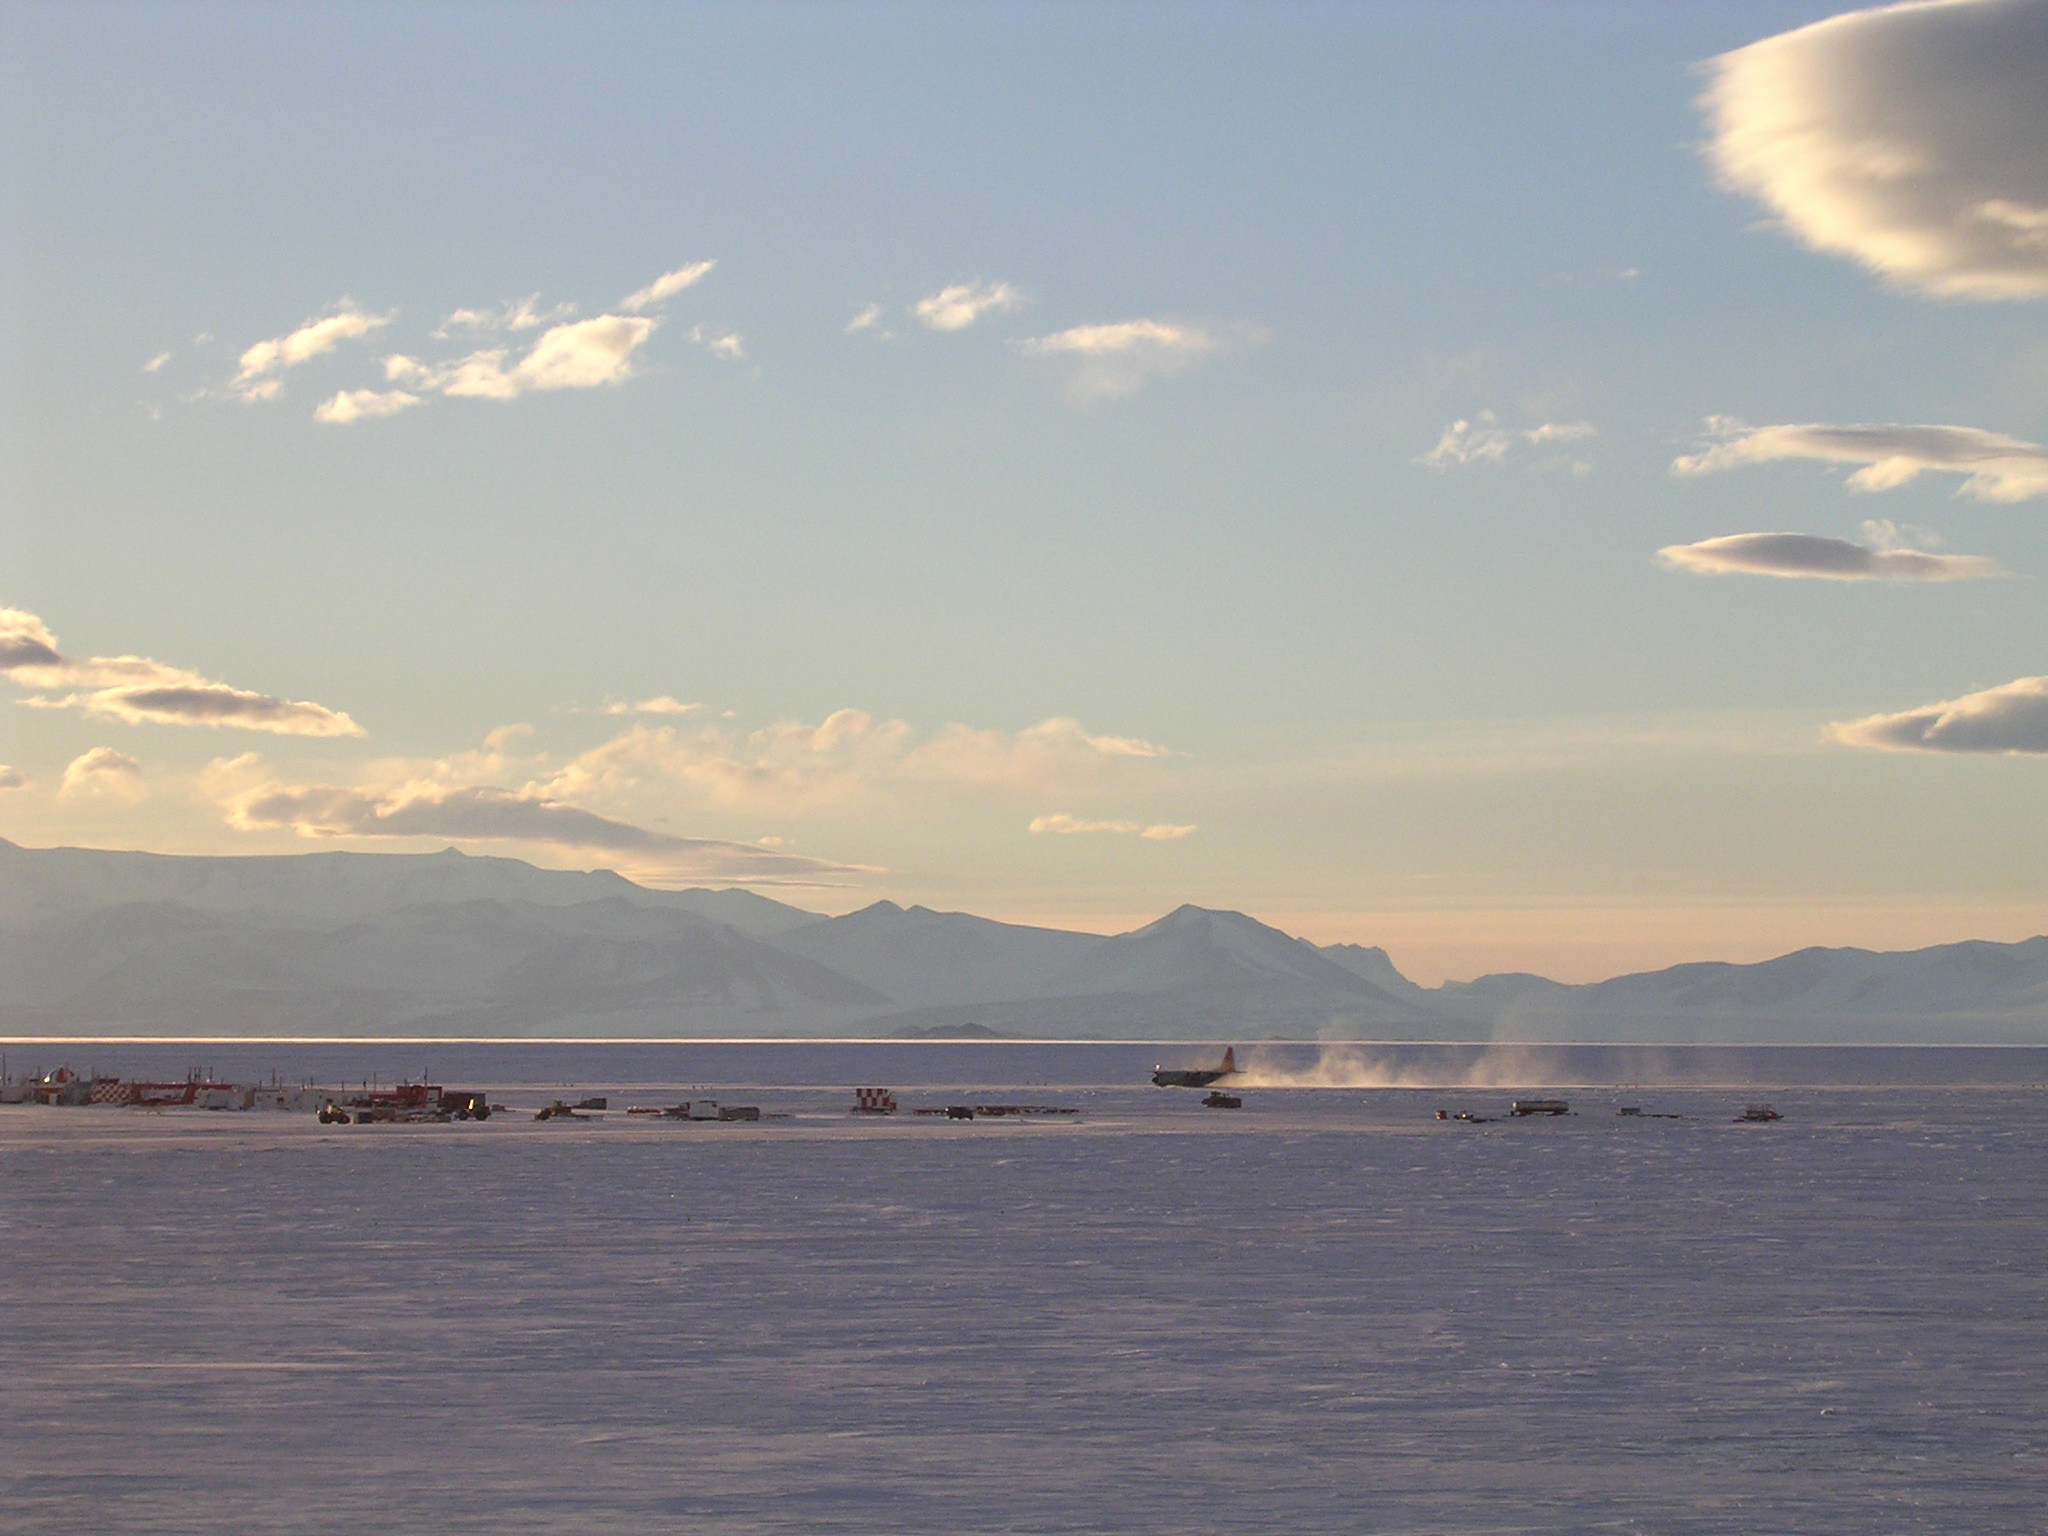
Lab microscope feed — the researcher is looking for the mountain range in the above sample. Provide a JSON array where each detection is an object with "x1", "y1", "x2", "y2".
[{"x1": 2, "y1": 838, "x2": 2044, "y2": 1042}]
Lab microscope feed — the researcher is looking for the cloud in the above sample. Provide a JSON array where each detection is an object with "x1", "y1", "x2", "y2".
[
  {"x1": 1, "y1": 605, "x2": 362, "y2": 737},
  {"x1": 601, "y1": 696, "x2": 700, "y2": 716},
  {"x1": 622, "y1": 261, "x2": 716, "y2": 313},
  {"x1": 915, "y1": 281, "x2": 1022, "y2": 332},
  {"x1": 846, "y1": 303, "x2": 890, "y2": 337},
  {"x1": 221, "y1": 778, "x2": 863, "y2": 883},
  {"x1": 1028, "y1": 813, "x2": 1197, "y2": 840},
  {"x1": 685, "y1": 324, "x2": 745, "y2": 361},
  {"x1": 314, "y1": 388, "x2": 421, "y2": 424},
  {"x1": 1020, "y1": 318, "x2": 1256, "y2": 399},
  {"x1": 0, "y1": 608, "x2": 64, "y2": 671},
  {"x1": 1704, "y1": 0, "x2": 2048, "y2": 299},
  {"x1": 0, "y1": 765, "x2": 26, "y2": 791},
  {"x1": 1833, "y1": 674, "x2": 2048, "y2": 752},
  {"x1": 1419, "y1": 411, "x2": 1597, "y2": 469},
  {"x1": 233, "y1": 305, "x2": 392, "y2": 398},
  {"x1": 432, "y1": 295, "x2": 576, "y2": 337},
  {"x1": 1672, "y1": 419, "x2": 2048, "y2": 501},
  {"x1": 481, "y1": 723, "x2": 534, "y2": 751},
  {"x1": 1658, "y1": 528, "x2": 2001, "y2": 581},
  {"x1": 60, "y1": 747, "x2": 143, "y2": 799},
  {"x1": 387, "y1": 314, "x2": 656, "y2": 401},
  {"x1": 542, "y1": 711, "x2": 1174, "y2": 812},
  {"x1": 142, "y1": 351, "x2": 170, "y2": 374}
]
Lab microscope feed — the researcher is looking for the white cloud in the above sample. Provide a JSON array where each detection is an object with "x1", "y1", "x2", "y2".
[
  {"x1": 1, "y1": 605, "x2": 362, "y2": 737},
  {"x1": 1028, "y1": 813, "x2": 1197, "y2": 840},
  {"x1": 1658, "y1": 528, "x2": 2001, "y2": 581},
  {"x1": 541, "y1": 711, "x2": 1174, "y2": 813},
  {"x1": 60, "y1": 747, "x2": 143, "y2": 799},
  {"x1": 621, "y1": 261, "x2": 716, "y2": 313},
  {"x1": 142, "y1": 351, "x2": 170, "y2": 374},
  {"x1": 1833, "y1": 674, "x2": 2048, "y2": 752},
  {"x1": 601, "y1": 696, "x2": 700, "y2": 717},
  {"x1": 233, "y1": 305, "x2": 392, "y2": 399},
  {"x1": 1705, "y1": 0, "x2": 2048, "y2": 299},
  {"x1": 432, "y1": 295, "x2": 577, "y2": 337},
  {"x1": 0, "y1": 607, "x2": 63, "y2": 671},
  {"x1": 481, "y1": 723, "x2": 534, "y2": 751},
  {"x1": 915, "y1": 281, "x2": 1023, "y2": 332},
  {"x1": 1020, "y1": 318, "x2": 1256, "y2": 399},
  {"x1": 686, "y1": 324, "x2": 746, "y2": 361},
  {"x1": 313, "y1": 388, "x2": 421, "y2": 424},
  {"x1": 1419, "y1": 411, "x2": 1597, "y2": 469},
  {"x1": 387, "y1": 314, "x2": 656, "y2": 401},
  {"x1": 220, "y1": 777, "x2": 863, "y2": 884},
  {"x1": 846, "y1": 303, "x2": 890, "y2": 337},
  {"x1": 1673, "y1": 419, "x2": 2048, "y2": 501},
  {"x1": 0, "y1": 765, "x2": 26, "y2": 790}
]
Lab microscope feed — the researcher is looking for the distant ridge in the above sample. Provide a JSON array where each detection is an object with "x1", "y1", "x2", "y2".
[{"x1": 0, "y1": 839, "x2": 2042, "y2": 1042}]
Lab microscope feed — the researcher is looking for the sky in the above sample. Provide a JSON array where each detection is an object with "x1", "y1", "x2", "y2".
[{"x1": 6, "y1": 0, "x2": 2048, "y2": 983}]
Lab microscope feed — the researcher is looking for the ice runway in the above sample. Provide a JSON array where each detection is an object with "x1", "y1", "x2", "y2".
[{"x1": 6, "y1": 1079, "x2": 2047, "y2": 1534}]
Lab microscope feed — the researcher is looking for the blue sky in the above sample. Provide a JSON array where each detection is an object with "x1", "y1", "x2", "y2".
[{"x1": 6, "y1": 0, "x2": 2048, "y2": 981}]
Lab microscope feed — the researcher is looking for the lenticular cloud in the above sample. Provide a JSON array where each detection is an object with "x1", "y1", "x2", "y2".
[
  {"x1": 1834, "y1": 675, "x2": 2048, "y2": 753},
  {"x1": 1673, "y1": 420, "x2": 2048, "y2": 502},
  {"x1": 1658, "y1": 532, "x2": 1999, "y2": 582},
  {"x1": 1705, "y1": 0, "x2": 2048, "y2": 299},
  {"x1": 223, "y1": 778, "x2": 865, "y2": 883},
  {"x1": 0, "y1": 606, "x2": 361, "y2": 737}
]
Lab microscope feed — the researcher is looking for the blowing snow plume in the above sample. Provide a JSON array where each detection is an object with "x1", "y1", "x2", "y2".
[
  {"x1": 1223, "y1": 1042, "x2": 1783, "y2": 1089},
  {"x1": 1226, "y1": 1043, "x2": 1573, "y2": 1088}
]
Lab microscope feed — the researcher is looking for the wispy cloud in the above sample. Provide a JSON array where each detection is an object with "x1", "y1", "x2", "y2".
[
  {"x1": 233, "y1": 304, "x2": 392, "y2": 400},
  {"x1": 621, "y1": 261, "x2": 716, "y2": 313},
  {"x1": 60, "y1": 747, "x2": 143, "y2": 799},
  {"x1": 1673, "y1": 419, "x2": 2048, "y2": 502},
  {"x1": 1658, "y1": 525, "x2": 2002, "y2": 582},
  {"x1": 542, "y1": 711, "x2": 1174, "y2": 813},
  {"x1": 0, "y1": 765, "x2": 27, "y2": 791},
  {"x1": 142, "y1": 351, "x2": 171, "y2": 374},
  {"x1": 1019, "y1": 318, "x2": 1255, "y2": 399},
  {"x1": 601, "y1": 696, "x2": 700, "y2": 716},
  {"x1": 1834, "y1": 675, "x2": 2048, "y2": 754},
  {"x1": 846, "y1": 303, "x2": 890, "y2": 338},
  {"x1": 1704, "y1": 0, "x2": 2048, "y2": 299},
  {"x1": 1418, "y1": 411, "x2": 1596, "y2": 469},
  {"x1": 915, "y1": 281, "x2": 1022, "y2": 332},
  {"x1": 685, "y1": 324, "x2": 745, "y2": 361},
  {"x1": 1, "y1": 606, "x2": 362, "y2": 737},
  {"x1": 314, "y1": 388, "x2": 421, "y2": 425},
  {"x1": 1028, "y1": 813, "x2": 1197, "y2": 840},
  {"x1": 383, "y1": 315, "x2": 655, "y2": 403},
  {"x1": 220, "y1": 776, "x2": 864, "y2": 884},
  {"x1": 432, "y1": 295, "x2": 577, "y2": 338}
]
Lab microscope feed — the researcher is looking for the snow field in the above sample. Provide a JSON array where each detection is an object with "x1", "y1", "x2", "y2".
[{"x1": 5, "y1": 1085, "x2": 2046, "y2": 1534}]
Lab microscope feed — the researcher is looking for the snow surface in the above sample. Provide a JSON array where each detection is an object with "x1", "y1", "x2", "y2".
[{"x1": 6, "y1": 1045, "x2": 2047, "y2": 1534}]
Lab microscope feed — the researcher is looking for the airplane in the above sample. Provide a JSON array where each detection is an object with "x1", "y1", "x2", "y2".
[{"x1": 1151, "y1": 1046, "x2": 1238, "y2": 1088}]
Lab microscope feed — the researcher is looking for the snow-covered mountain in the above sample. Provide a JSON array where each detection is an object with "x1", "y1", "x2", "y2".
[
  {"x1": 2, "y1": 839, "x2": 2044, "y2": 1041},
  {"x1": 775, "y1": 901, "x2": 1096, "y2": 1006},
  {"x1": 1448, "y1": 940, "x2": 2048, "y2": 1044}
]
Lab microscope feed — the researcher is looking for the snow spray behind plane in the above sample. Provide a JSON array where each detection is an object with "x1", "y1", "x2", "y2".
[
  {"x1": 1221, "y1": 1041, "x2": 1867, "y2": 1089},
  {"x1": 1226, "y1": 1043, "x2": 1580, "y2": 1089}
]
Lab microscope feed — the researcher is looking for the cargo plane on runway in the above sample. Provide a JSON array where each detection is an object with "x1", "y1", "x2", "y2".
[{"x1": 1151, "y1": 1047, "x2": 1238, "y2": 1088}]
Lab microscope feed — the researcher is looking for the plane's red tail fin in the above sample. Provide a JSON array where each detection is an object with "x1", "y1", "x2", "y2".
[{"x1": 1222, "y1": 1046, "x2": 1237, "y2": 1074}]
